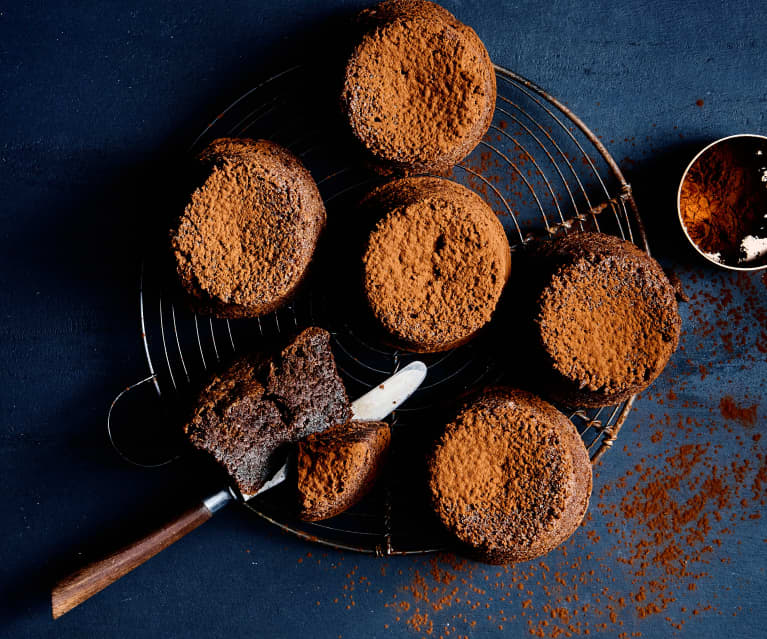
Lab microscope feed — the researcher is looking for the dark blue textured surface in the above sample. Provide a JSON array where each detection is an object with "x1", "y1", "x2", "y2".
[{"x1": 1, "y1": 1, "x2": 765, "y2": 637}]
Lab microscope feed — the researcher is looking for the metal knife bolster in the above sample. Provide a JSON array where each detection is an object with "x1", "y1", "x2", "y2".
[{"x1": 237, "y1": 361, "x2": 428, "y2": 501}]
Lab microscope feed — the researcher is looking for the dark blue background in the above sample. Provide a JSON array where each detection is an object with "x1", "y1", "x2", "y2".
[{"x1": 1, "y1": 1, "x2": 765, "y2": 637}]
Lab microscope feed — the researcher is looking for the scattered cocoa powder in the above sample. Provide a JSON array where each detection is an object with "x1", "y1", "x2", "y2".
[
  {"x1": 366, "y1": 408, "x2": 765, "y2": 638},
  {"x1": 719, "y1": 395, "x2": 758, "y2": 427},
  {"x1": 303, "y1": 262, "x2": 766, "y2": 638}
]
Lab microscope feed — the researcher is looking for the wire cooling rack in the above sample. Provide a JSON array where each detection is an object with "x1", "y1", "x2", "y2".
[{"x1": 108, "y1": 64, "x2": 647, "y2": 556}]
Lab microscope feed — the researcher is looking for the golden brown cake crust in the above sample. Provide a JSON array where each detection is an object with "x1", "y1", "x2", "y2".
[
  {"x1": 341, "y1": 0, "x2": 496, "y2": 174},
  {"x1": 527, "y1": 232, "x2": 682, "y2": 407},
  {"x1": 171, "y1": 138, "x2": 326, "y2": 318},
  {"x1": 361, "y1": 176, "x2": 511, "y2": 353},
  {"x1": 297, "y1": 421, "x2": 391, "y2": 521},
  {"x1": 428, "y1": 387, "x2": 592, "y2": 564}
]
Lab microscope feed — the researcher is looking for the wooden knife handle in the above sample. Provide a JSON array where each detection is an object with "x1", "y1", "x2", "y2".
[{"x1": 51, "y1": 502, "x2": 212, "y2": 619}]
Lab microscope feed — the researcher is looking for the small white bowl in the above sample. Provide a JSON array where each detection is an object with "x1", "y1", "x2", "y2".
[{"x1": 677, "y1": 133, "x2": 767, "y2": 272}]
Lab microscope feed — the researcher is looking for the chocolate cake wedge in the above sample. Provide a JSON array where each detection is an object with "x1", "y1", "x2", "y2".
[
  {"x1": 297, "y1": 421, "x2": 391, "y2": 521},
  {"x1": 184, "y1": 327, "x2": 350, "y2": 496}
]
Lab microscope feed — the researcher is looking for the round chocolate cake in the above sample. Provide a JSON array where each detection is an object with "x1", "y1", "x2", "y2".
[
  {"x1": 297, "y1": 421, "x2": 391, "y2": 521},
  {"x1": 428, "y1": 388, "x2": 592, "y2": 564},
  {"x1": 341, "y1": 0, "x2": 496, "y2": 174},
  {"x1": 520, "y1": 232, "x2": 682, "y2": 408},
  {"x1": 171, "y1": 138, "x2": 326, "y2": 318},
  {"x1": 361, "y1": 176, "x2": 511, "y2": 353}
]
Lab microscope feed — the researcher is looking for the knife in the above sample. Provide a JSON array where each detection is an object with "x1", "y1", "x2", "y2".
[
  {"x1": 51, "y1": 361, "x2": 428, "y2": 618},
  {"x1": 242, "y1": 360, "x2": 427, "y2": 500}
]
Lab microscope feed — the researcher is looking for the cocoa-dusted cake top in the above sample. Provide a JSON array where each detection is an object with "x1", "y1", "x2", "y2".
[
  {"x1": 429, "y1": 388, "x2": 591, "y2": 564},
  {"x1": 184, "y1": 327, "x2": 350, "y2": 496},
  {"x1": 362, "y1": 177, "x2": 511, "y2": 352},
  {"x1": 171, "y1": 138, "x2": 325, "y2": 318},
  {"x1": 532, "y1": 232, "x2": 681, "y2": 407},
  {"x1": 430, "y1": 389, "x2": 570, "y2": 551},
  {"x1": 341, "y1": 0, "x2": 496, "y2": 174},
  {"x1": 297, "y1": 421, "x2": 391, "y2": 522}
]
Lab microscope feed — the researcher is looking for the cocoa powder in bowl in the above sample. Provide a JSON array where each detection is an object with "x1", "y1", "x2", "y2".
[{"x1": 678, "y1": 134, "x2": 767, "y2": 269}]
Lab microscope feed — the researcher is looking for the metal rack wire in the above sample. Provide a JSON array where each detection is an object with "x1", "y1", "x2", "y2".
[{"x1": 107, "y1": 63, "x2": 646, "y2": 555}]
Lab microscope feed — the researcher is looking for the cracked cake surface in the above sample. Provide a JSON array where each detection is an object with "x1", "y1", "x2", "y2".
[{"x1": 362, "y1": 176, "x2": 510, "y2": 352}]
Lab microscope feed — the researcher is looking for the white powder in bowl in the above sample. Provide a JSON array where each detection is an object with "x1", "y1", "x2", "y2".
[{"x1": 739, "y1": 234, "x2": 767, "y2": 264}]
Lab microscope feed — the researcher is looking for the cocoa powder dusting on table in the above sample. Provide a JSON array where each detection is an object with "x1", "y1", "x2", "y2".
[
  {"x1": 719, "y1": 396, "x2": 758, "y2": 427},
  {"x1": 367, "y1": 404, "x2": 765, "y2": 638},
  {"x1": 307, "y1": 266, "x2": 765, "y2": 638}
]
